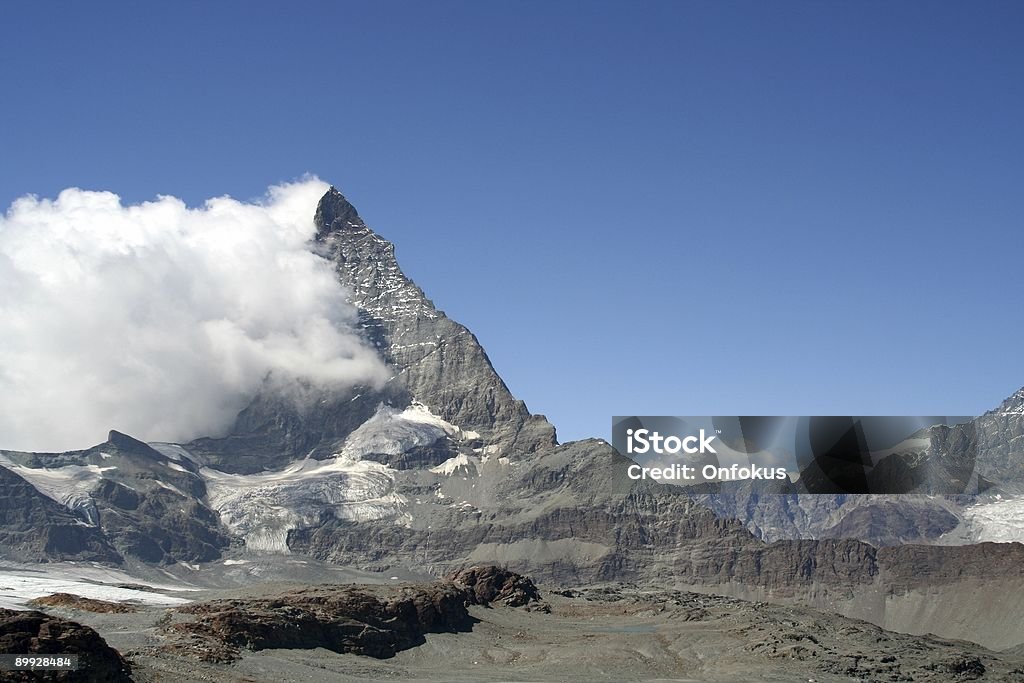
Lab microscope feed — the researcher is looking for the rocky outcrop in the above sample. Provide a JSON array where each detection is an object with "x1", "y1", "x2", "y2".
[
  {"x1": 0, "y1": 608, "x2": 131, "y2": 682},
  {"x1": 879, "y1": 541, "x2": 1024, "y2": 587},
  {"x1": 446, "y1": 565, "x2": 545, "y2": 608},
  {"x1": 168, "y1": 584, "x2": 472, "y2": 661},
  {"x1": 164, "y1": 567, "x2": 538, "y2": 662}
]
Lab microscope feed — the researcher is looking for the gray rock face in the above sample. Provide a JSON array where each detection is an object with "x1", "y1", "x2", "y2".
[
  {"x1": 0, "y1": 431, "x2": 234, "y2": 565},
  {"x1": 0, "y1": 466, "x2": 120, "y2": 564},
  {"x1": 969, "y1": 388, "x2": 1024, "y2": 483},
  {"x1": 188, "y1": 384, "x2": 390, "y2": 474},
  {"x1": 314, "y1": 187, "x2": 556, "y2": 457},
  {"x1": 188, "y1": 187, "x2": 554, "y2": 474}
]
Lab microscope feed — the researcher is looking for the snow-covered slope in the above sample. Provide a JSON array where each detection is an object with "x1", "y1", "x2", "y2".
[
  {"x1": 940, "y1": 495, "x2": 1024, "y2": 544},
  {"x1": 0, "y1": 563, "x2": 192, "y2": 610},
  {"x1": 0, "y1": 454, "x2": 115, "y2": 525},
  {"x1": 202, "y1": 402, "x2": 471, "y2": 553}
]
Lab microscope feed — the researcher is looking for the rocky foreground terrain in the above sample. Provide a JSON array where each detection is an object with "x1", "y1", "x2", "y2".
[{"x1": 4, "y1": 567, "x2": 1024, "y2": 682}]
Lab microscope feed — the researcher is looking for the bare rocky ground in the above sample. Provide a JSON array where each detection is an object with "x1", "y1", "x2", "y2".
[{"x1": 9, "y1": 571, "x2": 1024, "y2": 683}]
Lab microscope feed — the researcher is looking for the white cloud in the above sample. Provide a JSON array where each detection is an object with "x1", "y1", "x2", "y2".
[{"x1": 0, "y1": 177, "x2": 390, "y2": 452}]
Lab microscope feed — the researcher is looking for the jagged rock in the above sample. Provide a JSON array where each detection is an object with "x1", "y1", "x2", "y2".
[
  {"x1": 191, "y1": 187, "x2": 556, "y2": 473},
  {"x1": 446, "y1": 565, "x2": 544, "y2": 608},
  {"x1": 0, "y1": 608, "x2": 131, "y2": 682}
]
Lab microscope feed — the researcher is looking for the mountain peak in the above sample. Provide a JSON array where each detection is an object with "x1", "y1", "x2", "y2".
[
  {"x1": 106, "y1": 430, "x2": 160, "y2": 456},
  {"x1": 314, "y1": 186, "x2": 362, "y2": 240},
  {"x1": 992, "y1": 386, "x2": 1024, "y2": 416}
]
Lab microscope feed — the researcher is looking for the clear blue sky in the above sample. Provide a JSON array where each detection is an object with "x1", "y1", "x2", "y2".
[{"x1": 3, "y1": 1, "x2": 1023, "y2": 442}]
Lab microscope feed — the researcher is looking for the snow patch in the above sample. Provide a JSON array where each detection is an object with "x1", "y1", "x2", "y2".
[
  {"x1": 0, "y1": 567, "x2": 191, "y2": 611},
  {"x1": 203, "y1": 455, "x2": 406, "y2": 554},
  {"x1": 430, "y1": 454, "x2": 475, "y2": 476},
  {"x1": 951, "y1": 496, "x2": 1024, "y2": 543},
  {"x1": 0, "y1": 456, "x2": 114, "y2": 509},
  {"x1": 149, "y1": 442, "x2": 199, "y2": 463},
  {"x1": 337, "y1": 403, "x2": 453, "y2": 461}
]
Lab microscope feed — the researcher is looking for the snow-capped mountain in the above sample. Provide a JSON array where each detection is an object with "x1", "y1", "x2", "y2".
[{"x1": 186, "y1": 187, "x2": 555, "y2": 475}]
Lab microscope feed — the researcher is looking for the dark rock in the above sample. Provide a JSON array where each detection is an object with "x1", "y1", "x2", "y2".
[
  {"x1": 314, "y1": 186, "x2": 362, "y2": 241},
  {"x1": 447, "y1": 565, "x2": 544, "y2": 608},
  {"x1": 0, "y1": 608, "x2": 131, "y2": 682},
  {"x1": 361, "y1": 437, "x2": 459, "y2": 470},
  {"x1": 92, "y1": 480, "x2": 139, "y2": 511},
  {"x1": 926, "y1": 655, "x2": 987, "y2": 679},
  {"x1": 0, "y1": 467, "x2": 120, "y2": 564},
  {"x1": 166, "y1": 581, "x2": 476, "y2": 661}
]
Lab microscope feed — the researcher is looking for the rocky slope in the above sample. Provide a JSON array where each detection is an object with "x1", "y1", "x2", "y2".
[
  {"x1": 0, "y1": 466, "x2": 120, "y2": 564},
  {"x1": 0, "y1": 431, "x2": 233, "y2": 565}
]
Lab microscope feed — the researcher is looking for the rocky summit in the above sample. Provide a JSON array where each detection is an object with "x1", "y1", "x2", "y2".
[{"x1": 3, "y1": 187, "x2": 1024, "y2": 680}]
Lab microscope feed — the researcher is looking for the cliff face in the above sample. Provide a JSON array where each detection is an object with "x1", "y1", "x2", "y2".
[{"x1": 0, "y1": 465, "x2": 121, "y2": 563}]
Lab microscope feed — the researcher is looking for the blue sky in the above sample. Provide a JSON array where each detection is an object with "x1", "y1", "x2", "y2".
[{"x1": 3, "y1": 1, "x2": 1023, "y2": 443}]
